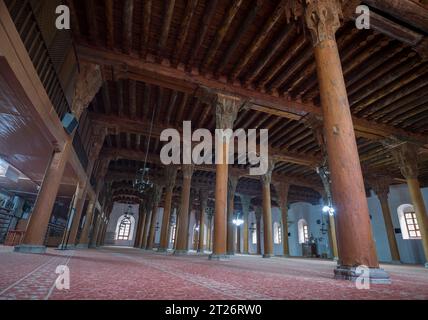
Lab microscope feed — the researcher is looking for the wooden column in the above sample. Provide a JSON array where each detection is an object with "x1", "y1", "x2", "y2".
[
  {"x1": 159, "y1": 167, "x2": 178, "y2": 252},
  {"x1": 15, "y1": 143, "x2": 72, "y2": 253},
  {"x1": 207, "y1": 211, "x2": 213, "y2": 252},
  {"x1": 239, "y1": 195, "x2": 251, "y2": 254},
  {"x1": 273, "y1": 181, "x2": 290, "y2": 257},
  {"x1": 77, "y1": 197, "x2": 96, "y2": 248},
  {"x1": 65, "y1": 184, "x2": 88, "y2": 248},
  {"x1": 76, "y1": 127, "x2": 107, "y2": 248},
  {"x1": 304, "y1": 0, "x2": 387, "y2": 282},
  {"x1": 146, "y1": 184, "x2": 163, "y2": 250},
  {"x1": 227, "y1": 174, "x2": 239, "y2": 255},
  {"x1": 174, "y1": 164, "x2": 194, "y2": 254},
  {"x1": 369, "y1": 176, "x2": 401, "y2": 263},
  {"x1": 391, "y1": 143, "x2": 428, "y2": 267},
  {"x1": 306, "y1": 113, "x2": 339, "y2": 261},
  {"x1": 255, "y1": 209, "x2": 262, "y2": 255},
  {"x1": 260, "y1": 160, "x2": 275, "y2": 258},
  {"x1": 198, "y1": 190, "x2": 208, "y2": 253},
  {"x1": 210, "y1": 93, "x2": 240, "y2": 260}
]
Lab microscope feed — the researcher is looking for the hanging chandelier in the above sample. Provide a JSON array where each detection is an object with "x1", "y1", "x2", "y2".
[{"x1": 134, "y1": 95, "x2": 156, "y2": 194}]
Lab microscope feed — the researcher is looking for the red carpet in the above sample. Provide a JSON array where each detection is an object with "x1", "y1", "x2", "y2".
[{"x1": 0, "y1": 246, "x2": 427, "y2": 300}]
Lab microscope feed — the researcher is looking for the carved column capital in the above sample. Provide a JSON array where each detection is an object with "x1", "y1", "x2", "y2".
[
  {"x1": 260, "y1": 159, "x2": 276, "y2": 186},
  {"x1": 181, "y1": 164, "x2": 194, "y2": 180},
  {"x1": 239, "y1": 194, "x2": 252, "y2": 214},
  {"x1": 154, "y1": 185, "x2": 163, "y2": 206},
  {"x1": 88, "y1": 126, "x2": 107, "y2": 163},
  {"x1": 390, "y1": 142, "x2": 420, "y2": 179},
  {"x1": 228, "y1": 174, "x2": 240, "y2": 199},
  {"x1": 304, "y1": 0, "x2": 343, "y2": 47},
  {"x1": 215, "y1": 93, "x2": 242, "y2": 130},
  {"x1": 367, "y1": 175, "x2": 392, "y2": 200},
  {"x1": 273, "y1": 181, "x2": 290, "y2": 209},
  {"x1": 164, "y1": 166, "x2": 178, "y2": 192},
  {"x1": 72, "y1": 62, "x2": 103, "y2": 119}
]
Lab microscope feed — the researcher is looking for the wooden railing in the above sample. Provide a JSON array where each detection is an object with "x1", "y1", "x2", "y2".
[{"x1": 0, "y1": 208, "x2": 13, "y2": 243}]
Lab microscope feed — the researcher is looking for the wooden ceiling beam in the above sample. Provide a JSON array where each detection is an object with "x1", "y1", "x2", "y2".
[
  {"x1": 123, "y1": 0, "x2": 134, "y2": 53},
  {"x1": 231, "y1": 0, "x2": 287, "y2": 80},
  {"x1": 77, "y1": 45, "x2": 428, "y2": 145},
  {"x1": 141, "y1": 0, "x2": 152, "y2": 57},
  {"x1": 158, "y1": 0, "x2": 176, "y2": 60},
  {"x1": 105, "y1": 0, "x2": 114, "y2": 48},
  {"x1": 92, "y1": 113, "x2": 320, "y2": 167},
  {"x1": 173, "y1": 0, "x2": 198, "y2": 66},
  {"x1": 202, "y1": 0, "x2": 243, "y2": 71},
  {"x1": 100, "y1": 147, "x2": 320, "y2": 189}
]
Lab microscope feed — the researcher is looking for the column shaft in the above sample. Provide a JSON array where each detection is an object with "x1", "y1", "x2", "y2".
[
  {"x1": 407, "y1": 178, "x2": 428, "y2": 264},
  {"x1": 262, "y1": 182, "x2": 273, "y2": 258},
  {"x1": 159, "y1": 186, "x2": 174, "y2": 251},
  {"x1": 315, "y1": 40, "x2": 378, "y2": 267},
  {"x1": 17, "y1": 144, "x2": 71, "y2": 253},
  {"x1": 175, "y1": 165, "x2": 193, "y2": 253},
  {"x1": 78, "y1": 198, "x2": 95, "y2": 247},
  {"x1": 378, "y1": 194, "x2": 401, "y2": 262}
]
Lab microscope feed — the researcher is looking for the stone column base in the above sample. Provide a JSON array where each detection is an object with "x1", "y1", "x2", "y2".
[
  {"x1": 157, "y1": 248, "x2": 169, "y2": 253},
  {"x1": 14, "y1": 245, "x2": 46, "y2": 254},
  {"x1": 334, "y1": 266, "x2": 391, "y2": 284},
  {"x1": 57, "y1": 244, "x2": 75, "y2": 250},
  {"x1": 424, "y1": 262, "x2": 428, "y2": 269},
  {"x1": 391, "y1": 260, "x2": 401, "y2": 265},
  {"x1": 209, "y1": 254, "x2": 230, "y2": 261},
  {"x1": 226, "y1": 252, "x2": 235, "y2": 256},
  {"x1": 197, "y1": 249, "x2": 205, "y2": 254},
  {"x1": 263, "y1": 254, "x2": 273, "y2": 258},
  {"x1": 75, "y1": 244, "x2": 89, "y2": 249},
  {"x1": 173, "y1": 250, "x2": 189, "y2": 256}
]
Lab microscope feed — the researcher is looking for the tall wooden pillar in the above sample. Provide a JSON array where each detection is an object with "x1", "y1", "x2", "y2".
[
  {"x1": 207, "y1": 212, "x2": 213, "y2": 252},
  {"x1": 159, "y1": 167, "x2": 178, "y2": 252},
  {"x1": 227, "y1": 174, "x2": 239, "y2": 255},
  {"x1": 77, "y1": 197, "x2": 96, "y2": 248},
  {"x1": 392, "y1": 143, "x2": 428, "y2": 268},
  {"x1": 273, "y1": 181, "x2": 290, "y2": 257},
  {"x1": 210, "y1": 93, "x2": 240, "y2": 260},
  {"x1": 198, "y1": 190, "x2": 208, "y2": 253},
  {"x1": 76, "y1": 127, "x2": 107, "y2": 248},
  {"x1": 255, "y1": 209, "x2": 262, "y2": 255},
  {"x1": 15, "y1": 143, "x2": 72, "y2": 253},
  {"x1": 146, "y1": 184, "x2": 163, "y2": 250},
  {"x1": 369, "y1": 177, "x2": 401, "y2": 263},
  {"x1": 260, "y1": 160, "x2": 275, "y2": 258},
  {"x1": 304, "y1": 0, "x2": 387, "y2": 282},
  {"x1": 239, "y1": 195, "x2": 251, "y2": 254},
  {"x1": 174, "y1": 165, "x2": 194, "y2": 254},
  {"x1": 65, "y1": 184, "x2": 88, "y2": 248}
]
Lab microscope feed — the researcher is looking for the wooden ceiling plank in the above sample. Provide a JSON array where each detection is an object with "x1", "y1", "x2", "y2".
[
  {"x1": 201, "y1": 0, "x2": 243, "y2": 72},
  {"x1": 174, "y1": 0, "x2": 199, "y2": 67},
  {"x1": 158, "y1": 0, "x2": 176, "y2": 60},
  {"x1": 231, "y1": 0, "x2": 287, "y2": 80},
  {"x1": 216, "y1": 2, "x2": 260, "y2": 75},
  {"x1": 105, "y1": 0, "x2": 114, "y2": 49},
  {"x1": 123, "y1": 0, "x2": 134, "y2": 54},
  {"x1": 141, "y1": 0, "x2": 152, "y2": 57},
  {"x1": 129, "y1": 79, "x2": 137, "y2": 118}
]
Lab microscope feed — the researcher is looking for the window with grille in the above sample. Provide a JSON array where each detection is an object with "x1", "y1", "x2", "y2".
[
  {"x1": 404, "y1": 211, "x2": 421, "y2": 239},
  {"x1": 117, "y1": 217, "x2": 132, "y2": 240},
  {"x1": 303, "y1": 225, "x2": 309, "y2": 243},
  {"x1": 274, "y1": 222, "x2": 282, "y2": 244}
]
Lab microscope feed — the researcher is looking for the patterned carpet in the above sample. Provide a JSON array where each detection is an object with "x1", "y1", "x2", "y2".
[{"x1": 0, "y1": 245, "x2": 427, "y2": 300}]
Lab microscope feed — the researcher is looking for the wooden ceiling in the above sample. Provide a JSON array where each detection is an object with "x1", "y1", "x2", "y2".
[{"x1": 67, "y1": 0, "x2": 428, "y2": 206}]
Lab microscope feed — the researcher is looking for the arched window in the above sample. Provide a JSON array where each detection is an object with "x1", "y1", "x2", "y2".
[
  {"x1": 115, "y1": 215, "x2": 136, "y2": 241},
  {"x1": 117, "y1": 217, "x2": 132, "y2": 240},
  {"x1": 273, "y1": 222, "x2": 282, "y2": 244},
  {"x1": 251, "y1": 223, "x2": 257, "y2": 244},
  {"x1": 397, "y1": 204, "x2": 421, "y2": 240},
  {"x1": 298, "y1": 219, "x2": 309, "y2": 244}
]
